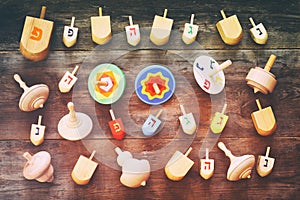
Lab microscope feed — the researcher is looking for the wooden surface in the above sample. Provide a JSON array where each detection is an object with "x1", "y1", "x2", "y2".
[{"x1": 0, "y1": 0, "x2": 299, "y2": 199}]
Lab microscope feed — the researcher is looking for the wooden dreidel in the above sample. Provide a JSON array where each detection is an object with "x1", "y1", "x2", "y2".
[
  {"x1": 58, "y1": 65, "x2": 79, "y2": 93},
  {"x1": 23, "y1": 151, "x2": 54, "y2": 182},
  {"x1": 14, "y1": 74, "x2": 49, "y2": 112},
  {"x1": 150, "y1": 9, "x2": 174, "y2": 46},
  {"x1": 108, "y1": 109, "x2": 125, "y2": 140},
  {"x1": 165, "y1": 147, "x2": 194, "y2": 181},
  {"x1": 182, "y1": 14, "x2": 199, "y2": 45},
  {"x1": 210, "y1": 103, "x2": 229, "y2": 134},
  {"x1": 20, "y1": 6, "x2": 54, "y2": 61},
  {"x1": 218, "y1": 142, "x2": 255, "y2": 181},
  {"x1": 63, "y1": 17, "x2": 78, "y2": 47},
  {"x1": 257, "y1": 147, "x2": 275, "y2": 177},
  {"x1": 178, "y1": 104, "x2": 196, "y2": 135},
  {"x1": 249, "y1": 17, "x2": 268, "y2": 45},
  {"x1": 57, "y1": 102, "x2": 93, "y2": 141},
  {"x1": 246, "y1": 54, "x2": 277, "y2": 94},
  {"x1": 91, "y1": 7, "x2": 112, "y2": 45},
  {"x1": 142, "y1": 109, "x2": 163, "y2": 137},
  {"x1": 251, "y1": 99, "x2": 276, "y2": 136},
  {"x1": 71, "y1": 150, "x2": 98, "y2": 185},
  {"x1": 125, "y1": 16, "x2": 140, "y2": 46},
  {"x1": 30, "y1": 115, "x2": 45, "y2": 146},
  {"x1": 200, "y1": 148, "x2": 214, "y2": 180},
  {"x1": 216, "y1": 10, "x2": 243, "y2": 45}
]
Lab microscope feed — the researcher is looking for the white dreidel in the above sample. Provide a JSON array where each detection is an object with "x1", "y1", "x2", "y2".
[
  {"x1": 249, "y1": 17, "x2": 268, "y2": 45},
  {"x1": 257, "y1": 146, "x2": 275, "y2": 177},
  {"x1": 58, "y1": 102, "x2": 93, "y2": 141},
  {"x1": 91, "y1": 7, "x2": 112, "y2": 45},
  {"x1": 125, "y1": 16, "x2": 140, "y2": 46},
  {"x1": 58, "y1": 65, "x2": 79, "y2": 93},
  {"x1": 178, "y1": 104, "x2": 196, "y2": 135},
  {"x1": 210, "y1": 103, "x2": 229, "y2": 134},
  {"x1": 63, "y1": 16, "x2": 78, "y2": 47},
  {"x1": 200, "y1": 148, "x2": 214, "y2": 180},
  {"x1": 30, "y1": 115, "x2": 46, "y2": 146},
  {"x1": 142, "y1": 109, "x2": 163, "y2": 137},
  {"x1": 14, "y1": 74, "x2": 49, "y2": 112},
  {"x1": 182, "y1": 14, "x2": 198, "y2": 44}
]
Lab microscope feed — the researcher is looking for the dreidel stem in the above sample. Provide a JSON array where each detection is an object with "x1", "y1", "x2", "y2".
[
  {"x1": 89, "y1": 150, "x2": 96, "y2": 160},
  {"x1": 40, "y1": 6, "x2": 46, "y2": 19},
  {"x1": 220, "y1": 10, "x2": 226, "y2": 19},
  {"x1": 23, "y1": 152, "x2": 33, "y2": 161},
  {"x1": 209, "y1": 60, "x2": 232, "y2": 77},
  {"x1": 109, "y1": 109, "x2": 116, "y2": 120},
  {"x1": 14, "y1": 74, "x2": 29, "y2": 91},
  {"x1": 156, "y1": 109, "x2": 163, "y2": 118},
  {"x1": 67, "y1": 102, "x2": 77, "y2": 123},
  {"x1": 180, "y1": 104, "x2": 186, "y2": 115},
  {"x1": 96, "y1": 81, "x2": 108, "y2": 86},
  {"x1": 71, "y1": 16, "x2": 75, "y2": 27},
  {"x1": 265, "y1": 147, "x2": 270, "y2": 157},
  {"x1": 38, "y1": 115, "x2": 42, "y2": 125},
  {"x1": 205, "y1": 148, "x2": 209, "y2": 160},
  {"x1": 72, "y1": 65, "x2": 80, "y2": 75},
  {"x1": 255, "y1": 99, "x2": 262, "y2": 110},
  {"x1": 114, "y1": 147, "x2": 122, "y2": 155},
  {"x1": 129, "y1": 16, "x2": 133, "y2": 26},
  {"x1": 153, "y1": 83, "x2": 160, "y2": 94},
  {"x1": 190, "y1": 14, "x2": 195, "y2": 25},
  {"x1": 221, "y1": 103, "x2": 227, "y2": 114},
  {"x1": 163, "y1": 9, "x2": 168, "y2": 18},
  {"x1": 184, "y1": 147, "x2": 193, "y2": 157},
  {"x1": 264, "y1": 54, "x2": 276, "y2": 72},
  {"x1": 99, "y1": 7, "x2": 102, "y2": 16},
  {"x1": 249, "y1": 17, "x2": 256, "y2": 27}
]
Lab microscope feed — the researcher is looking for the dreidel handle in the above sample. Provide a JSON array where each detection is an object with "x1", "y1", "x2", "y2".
[
  {"x1": 96, "y1": 81, "x2": 108, "y2": 86},
  {"x1": 180, "y1": 104, "x2": 186, "y2": 115},
  {"x1": 23, "y1": 152, "x2": 33, "y2": 161},
  {"x1": 156, "y1": 109, "x2": 163, "y2": 118},
  {"x1": 220, "y1": 10, "x2": 227, "y2": 19},
  {"x1": 71, "y1": 16, "x2": 75, "y2": 27},
  {"x1": 255, "y1": 99, "x2": 262, "y2": 110},
  {"x1": 40, "y1": 6, "x2": 46, "y2": 19},
  {"x1": 71, "y1": 65, "x2": 79, "y2": 75},
  {"x1": 190, "y1": 14, "x2": 195, "y2": 25},
  {"x1": 153, "y1": 83, "x2": 160, "y2": 94},
  {"x1": 221, "y1": 103, "x2": 227, "y2": 114},
  {"x1": 265, "y1": 146, "x2": 270, "y2": 157},
  {"x1": 67, "y1": 102, "x2": 77, "y2": 123},
  {"x1": 115, "y1": 147, "x2": 122, "y2": 155},
  {"x1": 109, "y1": 109, "x2": 116, "y2": 120},
  {"x1": 37, "y1": 115, "x2": 43, "y2": 125},
  {"x1": 129, "y1": 16, "x2": 133, "y2": 26},
  {"x1": 89, "y1": 150, "x2": 96, "y2": 160},
  {"x1": 14, "y1": 74, "x2": 29, "y2": 91},
  {"x1": 205, "y1": 148, "x2": 209, "y2": 160},
  {"x1": 163, "y1": 9, "x2": 168, "y2": 18},
  {"x1": 184, "y1": 147, "x2": 193, "y2": 157},
  {"x1": 264, "y1": 54, "x2": 276, "y2": 72},
  {"x1": 99, "y1": 7, "x2": 102, "y2": 16},
  {"x1": 209, "y1": 60, "x2": 232, "y2": 77},
  {"x1": 218, "y1": 142, "x2": 234, "y2": 160},
  {"x1": 249, "y1": 17, "x2": 256, "y2": 27}
]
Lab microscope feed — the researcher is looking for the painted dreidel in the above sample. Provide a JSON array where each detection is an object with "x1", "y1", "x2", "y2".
[
  {"x1": 249, "y1": 17, "x2": 268, "y2": 45},
  {"x1": 200, "y1": 148, "x2": 214, "y2": 180},
  {"x1": 218, "y1": 142, "x2": 255, "y2": 181},
  {"x1": 58, "y1": 102, "x2": 93, "y2": 141},
  {"x1": 23, "y1": 151, "x2": 54, "y2": 182},
  {"x1": 150, "y1": 9, "x2": 173, "y2": 46},
  {"x1": 115, "y1": 147, "x2": 150, "y2": 188},
  {"x1": 71, "y1": 150, "x2": 98, "y2": 185},
  {"x1": 63, "y1": 17, "x2": 78, "y2": 47},
  {"x1": 246, "y1": 54, "x2": 277, "y2": 94},
  {"x1": 30, "y1": 115, "x2": 46, "y2": 146},
  {"x1": 179, "y1": 104, "x2": 196, "y2": 135},
  {"x1": 91, "y1": 7, "x2": 112, "y2": 45},
  {"x1": 216, "y1": 10, "x2": 243, "y2": 45},
  {"x1": 20, "y1": 6, "x2": 54, "y2": 61},
  {"x1": 108, "y1": 109, "x2": 125, "y2": 140},
  {"x1": 251, "y1": 99, "x2": 276, "y2": 136},
  {"x1": 165, "y1": 147, "x2": 194, "y2": 181},
  {"x1": 125, "y1": 16, "x2": 140, "y2": 46},
  {"x1": 182, "y1": 14, "x2": 198, "y2": 45},
  {"x1": 13, "y1": 74, "x2": 49, "y2": 112},
  {"x1": 210, "y1": 103, "x2": 229, "y2": 134},
  {"x1": 257, "y1": 147, "x2": 275, "y2": 177},
  {"x1": 58, "y1": 65, "x2": 79, "y2": 93},
  {"x1": 142, "y1": 109, "x2": 163, "y2": 137}
]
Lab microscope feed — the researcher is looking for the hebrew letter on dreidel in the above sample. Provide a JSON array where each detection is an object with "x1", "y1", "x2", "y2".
[{"x1": 30, "y1": 26, "x2": 43, "y2": 41}]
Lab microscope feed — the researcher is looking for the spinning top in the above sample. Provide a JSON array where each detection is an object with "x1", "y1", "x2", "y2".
[
  {"x1": 57, "y1": 102, "x2": 93, "y2": 141},
  {"x1": 91, "y1": 7, "x2": 112, "y2": 45},
  {"x1": 249, "y1": 17, "x2": 268, "y2": 45},
  {"x1": 257, "y1": 146, "x2": 275, "y2": 177},
  {"x1": 30, "y1": 115, "x2": 46, "y2": 146},
  {"x1": 246, "y1": 54, "x2": 277, "y2": 94},
  {"x1": 218, "y1": 142, "x2": 255, "y2": 181},
  {"x1": 14, "y1": 74, "x2": 49, "y2": 112},
  {"x1": 63, "y1": 16, "x2": 78, "y2": 48},
  {"x1": 23, "y1": 151, "x2": 54, "y2": 182},
  {"x1": 210, "y1": 103, "x2": 229, "y2": 134},
  {"x1": 125, "y1": 16, "x2": 140, "y2": 46},
  {"x1": 179, "y1": 104, "x2": 196, "y2": 135},
  {"x1": 200, "y1": 148, "x2": 214, "y2": 180},
  {"x1": 182, "y1": 14, "x2": 199, "y2": 45}
]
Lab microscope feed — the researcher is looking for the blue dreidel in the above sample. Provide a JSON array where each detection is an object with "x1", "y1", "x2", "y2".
[{"x1": 142, "y1": 109, "x2": 163, "y2": 137}]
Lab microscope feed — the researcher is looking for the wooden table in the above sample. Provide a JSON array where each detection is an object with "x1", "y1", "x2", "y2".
[{"x1": 0, "y1": 0, "x2": 298, "y2": 199}]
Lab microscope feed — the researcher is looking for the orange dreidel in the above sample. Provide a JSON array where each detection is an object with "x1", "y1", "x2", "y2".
[
  {"x1": 200, "y1": 148, "x2": 214, "y2": 180},
  {"x1": 178, "y1": 104, "x2": 196, "y2": 135},
  {"x1": 251, "y1": 99, "x2": 276, "y2": 136},
  {"x1": 91, "y1": 7, "x2": 112, "y2": 45},
  {"x1": 249, "y1": 17, "x2": 268, "y2": 45},
  {"x1": 71, "y1": 150, "x2": 98, "y2": 185},
  {"x1": 246, "y1": 54, "x2": 277, "y2": 94},
  {"x1": 164, "y1": 147, "x2": 194, "y2": 181},
  {"x1": 30, "y1": 115, "x2": 46, "y2": 146},
  {"x1": 257, "y1": 146, "x2": 275, "y2": 177},
  {"x1": 63, "y1": 16, "x2": 78, "y2": 48},
  {"x1": 182, "y1": 14, "x2": 199, "y2": 45},
  {"x1": 125, "y1": 16, "x2": 140, "y2": 46},
  {"x1": 216, "y1": 10, "x2": 243, "y2": 45},
  {"x1": 58, "y1": 65, "x2": 79, "y2": 93},
  {"x1": 150, "y1": 9, "x2": 174, "y2": 46},
  {"x1": 210, "y1": 103, "x2": 229, "y2": 134},
  {"x1": 20, "y1": 6, "x2": 54, "y2": 61},
  {"x1": 108, "y1": 109, "x2": 125, "y2": 140}
]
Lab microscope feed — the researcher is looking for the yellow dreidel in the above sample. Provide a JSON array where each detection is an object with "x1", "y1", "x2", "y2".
[
  {"x1": 58, "y1": 65, "x2": 79, "y2": 93},
  {"x1": 210, "y1": 103, "x2": 229, "y2": 134},
  {"x1": 216, "y1": 10, "x2": 243, "y2": 45},
  {"x1": 150, "y1": 9, "x2": 174, "y2": 46},
  {"x1": 249, "y1": 17, "x2": 268, "y2": 45},
  {"x1": 91, "y1": 7, "x2": 112, "y2": 45},
  {"x1": 20, "y1": 6, "x2": 54, "y2": 61},
  {"x1": 178, "y1": 104, "x2": 196, "y2": 135},
  {"x1": 63, "y1": 17, "x2": 78, "y2": 47},
  {"x1": 251, "y1": 99, "x2": 276, "y2": 136},
  {"x1": 257, "y1": 146, "x2": 275, "y2": 177},
  {"x1": 182, "y1": 14, "x2": 199, "y2": 45},
  {"x1": 200, "y1": 148, "x2": 214, "y2": 180},
  {"x1": 125, "y1": 16, "x2": 140, "y2": 46},
  {"x1": 30, "y1": 115, "x2": 46, "y2": 146},
  {"x1": 164, "y1": 147, "x2": 194, "y2": 181},
  {"x1": 71, "y1": 150, "x2": 98, "y2": 185}
]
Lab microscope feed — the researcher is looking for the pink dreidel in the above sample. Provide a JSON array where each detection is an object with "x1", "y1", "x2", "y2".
[
  {"x1": 142, "y1": 109, "x2": 163, "y2": 137},
  {"x1": 200, "y1": 148, "x2": 214, "y2": 180},
  {"x1": 58, "y1": 65, "x2": 79, "y2": 93},
  {"x1": 179, "y1": 104, "x2": 196, "y2": 135},
  {"x1": 108, "y1": 109, "x2": 125, "y2": 140}
]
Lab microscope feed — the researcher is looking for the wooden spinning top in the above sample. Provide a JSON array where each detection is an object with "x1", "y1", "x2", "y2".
[
  {"x1": 246, "y1": 54, "x2": 277, "y2": 94},
  {"x1": 57, "y1": 102, "x2": 93, "y2": 141},
  {"x1": 14, "y1": 74, "x2": 49, "y2": 112},
  {"x1": 23, "y1": 151, "x2": 54, "y2": 182}
]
